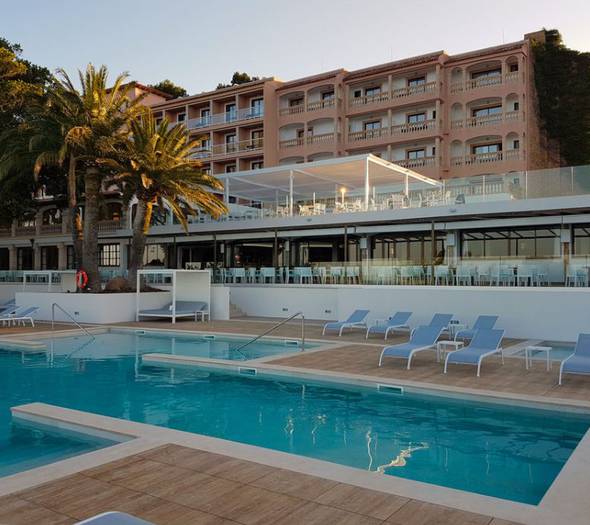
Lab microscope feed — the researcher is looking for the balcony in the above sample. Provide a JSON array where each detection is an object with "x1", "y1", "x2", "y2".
[
  {"x1": 40, "y1": 223, "x2": 63, "y2": 235},
  {"x1": 451, "y1": 150, "x2": 521, "y2": 167},
  {"x1": 347, "y1": 120, "x2": 437, "y2": 144},
  {"x1": 279, "y1": 104, "x2": 305, "y2": 116},
  {"x1": 186, "y1": 106, "x2": 264, "y2": 130},
  {"x1": 14, "y1": 225, "x2": 36, "y2": 237},
  {"x1": 279, "y1": 133, "x2": 337, "y2": 149},
  {"x1": 348, "y1": 127, "x2": 390, "y2": 142},
  {"x1": 211, "y1": 138, "x2": 264, "y2": 157},
  {"x1": 97, "y1": 220, "x2": 123, "y2": 233},
  {"x1": 391, "y1": 119, "x2": 437, "y2": 135},
  {"x1": 306, "y1": 98, "x2": 336, "y2": 112},
  {"x1": 350, "y1": 91, "x2": 389, "y2": 107},
  {"x1": 392, "y1": 81, "x2": 437, "y2": 100},
  {"x1": 395, "y1": 156, "x2": 437, "y2": 169},
  {"x1": 0, "y1": 226, "x2": 11, "y2": 238},
  {"x1": 450, "y1": 72, "x2": 521, "y2": 94},
  {"x1": 451, "y1": 111, "x2": 522, "y2": 130}
]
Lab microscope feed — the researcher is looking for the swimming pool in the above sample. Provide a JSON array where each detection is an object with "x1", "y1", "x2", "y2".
[
  {"x1": 0, "y1": 419, "x2": 117, "y2": 478},
  {"x1": 1, "y1": 339, "x2": 589, "y2": 504},
  {"x1": 38, "y1": 329, "x2": 314, "y2": 361}
]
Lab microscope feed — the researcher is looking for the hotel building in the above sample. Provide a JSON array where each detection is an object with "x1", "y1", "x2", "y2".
[{"x1": 3, "y1": 29, "x2": 590, "y2": 295}]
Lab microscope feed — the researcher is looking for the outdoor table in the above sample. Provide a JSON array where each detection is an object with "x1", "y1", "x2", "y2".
[
  {"x1": 436, "y1": 340, "x2": 464, "y2": 362},
  {"x1": 525, "y1": 345, "x2": 553, "y2": 371}
]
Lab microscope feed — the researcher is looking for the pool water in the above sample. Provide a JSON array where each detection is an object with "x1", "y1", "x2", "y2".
[
  {"x1": 1, "y1": 339, "x2": 589, "y2": 504},
  {"x1": 0, "y1": 420, "x2": 117, "y2": 478},
  {"x1": 39, "y1": 329, "x2": 311, "y2": 361}
]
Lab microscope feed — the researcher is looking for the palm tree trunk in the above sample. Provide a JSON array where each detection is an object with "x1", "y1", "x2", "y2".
[
  {"x1": 128, "y1": 200, "x2": 152, "y2": 290},
  {"x1": 67, "y1": 156, "x2": 83, "y2": 270},
  {"x1": 82, "y1": 166, "x2": 101, "y2": 291}
]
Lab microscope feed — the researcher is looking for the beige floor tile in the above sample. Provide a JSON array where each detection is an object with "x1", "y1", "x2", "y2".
[
  {"x1": 314, "y1": 483, "x2": 409, "y2": 520},
  {"x1": 251, "y1": 469, "x2": 338, "y2": 500},
  {"x1": 0, "y1": 496, "x2": 74, "y2": 525},
  {"x1": 275, "y1": 500, "x2": 382, "y2": 525},
  {"x1": 386, "y1": 500, "x2": 492, "y2": 525}
]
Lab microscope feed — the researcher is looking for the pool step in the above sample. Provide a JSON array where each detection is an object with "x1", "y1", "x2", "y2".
[
  {"x1": 238, "y1": 367, "x2": 257, "y2": 376},
  {"x1": 377, "y1": 384, "x2": 404, "y2": 395}
]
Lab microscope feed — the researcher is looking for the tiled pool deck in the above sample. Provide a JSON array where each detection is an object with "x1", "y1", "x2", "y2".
[{"x1": 3, "y1": 318, "x2": 589, "y2": 524}]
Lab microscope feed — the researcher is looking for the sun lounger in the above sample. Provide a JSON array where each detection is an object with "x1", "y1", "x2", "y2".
[
  {"x1": 454, "y1": 315, "x2": 499, "y2": 341},
  {"x1": 444, "y1": 329, "x2": 505, "y2": 377},
  {"x1": 137, "y1": 301, "x2": 209, "y2": 322},
  {"x1": 366, "y1": 311, "x2": 412, "y2": 339},
  {"x1": 0, "y1": 306, "x2": 39, "y2": 327},
  {"x1": 322, "y1": 309, "x2": 369, "y2": 336},
  {"x1": 379, "y1": 325, "x2": 444, "y2": 369},
  {"x1": 75, "y1": 511, "x2": 153, "y2": 524},
  {"x1": 559, "y1": 333, "x2": 590, "y2": 385}
]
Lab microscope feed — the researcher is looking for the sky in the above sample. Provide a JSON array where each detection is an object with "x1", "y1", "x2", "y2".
[{"x1": 2, "y1": 0, "x2": 590, "y2": 95}]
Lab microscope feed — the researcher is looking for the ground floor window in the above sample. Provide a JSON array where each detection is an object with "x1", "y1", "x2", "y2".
[
  {"x1": 99, "y1": 244, "x2": 120, "y2": 267},
  {"x1": 461, "y1": 227, "x2": 560, "y2": 259},
  {"x1": 573, "y1": 225, "x2": 590, "y2": 255},
  {"x1": 17, "y1": 247, "x2": 33, "y2": 270},
  {"x1": 143, "y1": 244, "x2": 167, "y2": 267},
  {"x1": 0, "y1": 248, "x2": 8, "y2": 270},
  {"x1": 41, "y1": 246, "x2": 59, "y2": 270}
]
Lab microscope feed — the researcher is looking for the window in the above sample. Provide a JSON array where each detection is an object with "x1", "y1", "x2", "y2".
[
  {"x1": 363, "y1": 120, "x2": 382, "y2": 130},
  {"x1": 408, "y1": 76, "x2": 426, "y2": 87},
  {"x1": 365, "y1": 86, "x2": 381, "y2": 97},
  {"x1": 472, "y1": 105, "x2": 502, "y2": 118},
  {"x1": 289, "y1": 98, "x2": 303, "y2": 107},
  {"x1": 225, "y1": 133, "x2": 237, "y2": 153},
  {"x1": 0, "y1": 248, "x2": 9, "y2": 270},
  {"x1": 155, "y1": 117, "x2": 162, "y2": 126},
  {"x1": 250, "y1": 98, "x2": 264, "y2": 116},
  {"x1": 200, "y1": 138, "x2": 211, "y2": 150},
  {"x1": 353, "y1": 89, "x2": 362, "y2": 98},
  {"x1": 461, "y1": 228, "x2": 560, "y2": 259},
  {"x1": 250, "y1": 130, "x2": 263, "y2": 148},
  {"x1": 201, "y1": 108, "x2": 210, "y2": 118},
  {"x1": 407, "y1": 148, "x2": 426, "y2": 160},
  {"x1": 251, "y1": 161, "x2": 264, "y2": 170},
  {"x1": 203, "y1": 167, "x2": 211, "y2": 175},
  {"x1": 296, "y1": 128, "x2": 305, "y2": 139},
  {"x1": 99, "y1": 244, "x2": 120, "y2": 267},
  {"x1": 407, "y1": 112, "x2": 426, "y2": 124},
  {"x1": 513, "y1": 102, "x2": 519, "y2": 111},
  {"x1": 509, "y1": 63, "x2": 519, "y2": 72},
  {"x1": 17, "y1": 247, "x2": 33, "y2": 270},
  {"x1": 471, "y1": 68, "x2": 501, "y2": 79},
  {"x1": 66, "y1": 246, "x2": 75, "y2": 269},
  {"x1": 143, "y1": 245, "x2": 167, "y2": 267},
  {"x1": 177, "y1": 112, "x2": 186, "y2": 123},
  {"x1": 513, "y1": 139, "x2": 520, "y2": 150},
  {"x1": 225, "y1": 164, "x2": 236, "y2": 173},
  {"x1": 472, "y1": 143, "x2": 501, "y2": 155},
  {"x1": 41, "y1": 246, "x2": 59, "y2": 270},
  {"x1": 225, "y1": 103, "x2": 237, "y2": 122},
  {"x1": 321, "y1": 91, "x2": 335, "y2": 100}
]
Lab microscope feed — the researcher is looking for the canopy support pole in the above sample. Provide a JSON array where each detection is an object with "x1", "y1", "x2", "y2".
[
  {"x1": 364, "y1": 157, "x2": 370, "y2": 211},
  {"x1": 289, "y1": 170, "x2": 294, "y2": 216}
]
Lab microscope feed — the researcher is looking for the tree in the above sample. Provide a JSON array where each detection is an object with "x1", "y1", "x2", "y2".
[
  {"x1": 216, "y1": 71, "x2": 260, "y2": 90},
  {"x1": 104, "y1": 113, "x2": 227, "y2": 287},
  {"x1": 149, "y1": 79, "x2": 187, "y2": 99},
  {"x1": 533, "y1": 30, "x2": 590, "y2": 166},
  {"x1": 54, "y1": 64, "x2": 147, "y2": 291}
]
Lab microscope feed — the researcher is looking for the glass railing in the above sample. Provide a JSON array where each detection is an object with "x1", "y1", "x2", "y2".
[{"x1": 206, "y1": 255, "x2": 590, "y2": 287}]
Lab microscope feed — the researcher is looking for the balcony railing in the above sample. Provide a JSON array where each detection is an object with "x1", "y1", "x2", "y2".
[
  {"x1": 395, "y1": 156, "x2": 437, "y2": 169},
  {"x1": 392, "y1": 81, "x2": 437, "y2": 99},
  {"x1": 40, "y1": 223, "x2": 63, "y2": 235},
  {"x1": 186, "y1": 107, "x2": 264, "y2": 130},
  {"x1": 451, "y1": 72, "x2": 521, "y2": 93},
  {"x1": 279, "y1": 104, "x2": 305, "y2": 116},
  {"x1": 279, "y1": 133, "x2": 337, "y2": 149},
  {"x1": 211, "y1": 138, "x2": 264, "y2": 156},
  {"x1": 0, "y1": 226, "x2": 11, "y2": 237},
  {"x1": 350, "y1": 91, "x2": 389, "y2": 107},
  {"x1": 97, "y1": 220, "x2": 123, "y2": 233},
  {"x1": 347, "y1": 121, "x2": 437, "y2": 142},
  {"x1": 452, "y1": 151, "x2": 521, "y2": 166},
  {"x1": 306, "y1": 98, "x2": 336, "y2": 111},
  {"x1": 452, "y1": 111, "x2": 522, "y2": 130},
  {"x1": 15, "y1": 225, "x2": 36, "y2": 236}
]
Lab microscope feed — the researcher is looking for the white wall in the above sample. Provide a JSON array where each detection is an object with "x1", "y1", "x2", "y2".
[
  {"x1": 228, "y1": 284, "x2": 590, "y2": 341},
  {"x1": 0, "y1": 284, "x2": 48, "y2": 304},
  {"x1": 212, "y1": 285, "x2": 230, "y2": 320},
  {"x1": 15, "y1": 291, "x2": 171, "y2": 324}
]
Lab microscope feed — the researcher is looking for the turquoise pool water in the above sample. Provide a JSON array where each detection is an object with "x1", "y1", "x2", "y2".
[
  {"x1": 40, "y1": 329, "x2": 310, "y2": 361},
  {"x1": 0, "y1": 420, "x2": 117, "y2": 478},
  {"x1": 1, "y1": 336, "x2": 589, "y2": 504}
]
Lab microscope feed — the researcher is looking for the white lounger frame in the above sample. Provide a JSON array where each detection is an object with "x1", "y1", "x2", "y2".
[
  {"x1": 378, "y1": 343, "x2": 437, "y2": 369},
  {"x1": 366, "y1": 321, "x2": 411, "y2": 340},
  {"x1": 443, "y1": 347, "x2": 504, "y2": 377},
  {"x1": 322, "y1": 321, "x2": 367, "y2": 337}
]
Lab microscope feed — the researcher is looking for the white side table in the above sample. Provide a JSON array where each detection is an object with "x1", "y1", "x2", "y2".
[
  {"x1": 196, "y1": 311, "x2": 210, "y2": 322},
  {"x1": 525, "y1": 345, "x2": 552, "y2": 371},
  {"x1": 436, "y1": 340, "x2": 464, "y2": 362}
]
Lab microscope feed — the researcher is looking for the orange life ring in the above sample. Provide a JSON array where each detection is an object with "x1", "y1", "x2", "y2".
[{"x1": 76, "y1": 270, "x2": 88, "y2": 289}]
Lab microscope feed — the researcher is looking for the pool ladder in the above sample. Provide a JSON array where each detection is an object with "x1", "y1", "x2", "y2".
[{"x1": 230, "y1": 311, "x2": 305, "y2": 359}]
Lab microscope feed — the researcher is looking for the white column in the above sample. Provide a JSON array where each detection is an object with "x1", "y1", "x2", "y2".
[
  {"x1": 289, "y1": 170, "x2": 294, "y2": 216},
  {"x1": 405, "y1": 174, "x2": 409, "y2": 197},
  {"x1": 224, "y1": 177, "x2": 230, "y2": 204},
  {"x1": 364, "y1": 158, "x2": 370, "y2": 210}
]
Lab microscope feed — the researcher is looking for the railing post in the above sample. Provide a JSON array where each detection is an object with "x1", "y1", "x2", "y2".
[{"x1": 301, "y1": 313, "x2": 305, "y2": 351}]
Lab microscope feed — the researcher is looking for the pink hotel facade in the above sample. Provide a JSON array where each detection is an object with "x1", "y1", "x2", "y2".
[{"x1": 150, "y1": 31, "x2": 552, "y2": 180}]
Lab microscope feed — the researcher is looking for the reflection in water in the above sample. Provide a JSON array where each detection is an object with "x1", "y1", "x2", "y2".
[{"x1": 376, "y1": 443, "x2": 429, "y2": 472}]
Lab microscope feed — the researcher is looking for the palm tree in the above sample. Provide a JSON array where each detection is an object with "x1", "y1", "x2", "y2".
[
  {"x1": 106, "y1": 113, "x2": 227, "y2": 287},
  {"x1": 55, "y1": 64, "x2": 147, "y2": 291}
]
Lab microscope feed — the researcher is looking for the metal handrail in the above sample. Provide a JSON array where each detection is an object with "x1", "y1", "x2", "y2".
[
  {"x1": 51, "y1": 302, "x2": 95, "y2": 340},
  {"x1": 230, "y1": 311, "x2": 305, "y2": 359}
]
